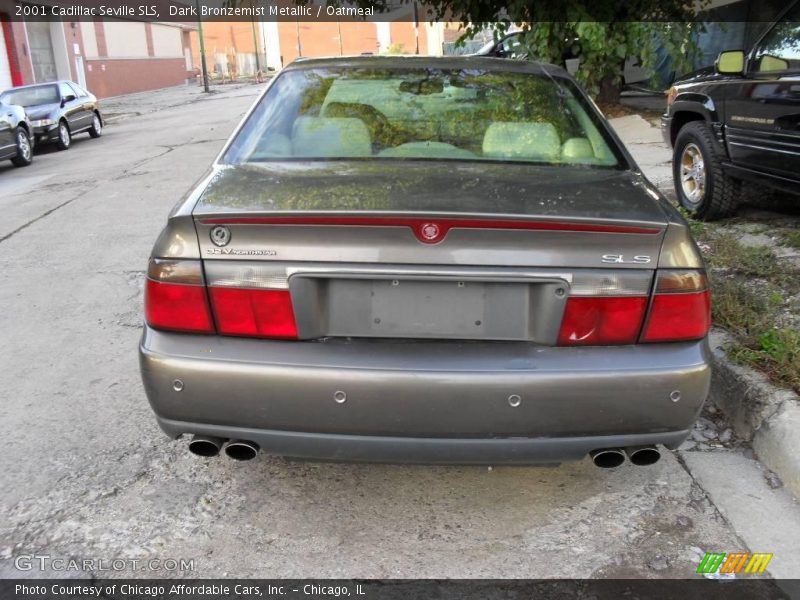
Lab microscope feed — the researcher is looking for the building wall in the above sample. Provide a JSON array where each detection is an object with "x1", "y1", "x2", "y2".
[
  {"x1": 0, "y1": 14, "x2": 16, "y2": 88},
  {"x1": 388, "y1": 22, "x2": 428, "y2": 54},
  {"x1": 151, "y1": 23, "x2": 184, "y2": 57},
  {"x1": 79, "y1": 21, "x2": 192, "y2": 98},
  {"x1": 241, "y1": 21, "x2": 443, "y2": 72},
  {"x1": 5, "y1": 21, "x2": 32, "y2": 85},
  {"x1": 104, "y1": 22, "x2": 149, "y2": 57},
  {"x1": 84, "y1": 56, "x2": 187, "y2": 97},
  {"x1": 1, "y1": 18, "x2": 192, "y2": 97}
]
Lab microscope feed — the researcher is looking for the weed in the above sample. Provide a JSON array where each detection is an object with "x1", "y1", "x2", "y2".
[
  {"x1": 778, "y1": 229, "x2": 800, "y2": 250},
  {"x1": 683, "y1": 214, "x2": 799, "y2": 393}
]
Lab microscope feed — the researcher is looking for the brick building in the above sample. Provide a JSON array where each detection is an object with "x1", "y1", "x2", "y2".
[
  {"x1": 192, "y1": 20, "x2": 445, "y2": 78},
  {"x1": 0, "y1": 14, "x2": 195, "y2": 97}
]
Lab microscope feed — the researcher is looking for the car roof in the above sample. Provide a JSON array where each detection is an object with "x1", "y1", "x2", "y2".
[
  {"x1": 2, "y1": 80, "x2": 77, "y2": 92},
  {"x1": 282, "y1": 55, "x2": 570, "y2": 78}
]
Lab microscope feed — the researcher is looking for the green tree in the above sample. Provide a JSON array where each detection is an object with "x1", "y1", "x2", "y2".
[{"x1": 423, "y1": 1, "x2": 707, "y2": 103}]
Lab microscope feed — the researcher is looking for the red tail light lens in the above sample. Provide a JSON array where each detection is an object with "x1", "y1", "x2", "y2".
[
  {"x1": 558, "y1": 296, "x2": 648, "y2": 346},
  {"x1": 145, "y1": 278, "x2": 214, "y2": 334},
  {"x1": 209, "y1": 288, "x2": 298, "y2": 339},
  {"x1": 640, "y1": 291, "x2": 710, "y2": 342}
]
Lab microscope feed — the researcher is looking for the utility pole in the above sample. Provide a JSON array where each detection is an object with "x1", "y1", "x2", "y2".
[
  {"x1": 195, "y1": 0, "x2": 210, "y2": 92},
  {"x1": 413, "y1": 2, "x2": 419, "y2": 54}
]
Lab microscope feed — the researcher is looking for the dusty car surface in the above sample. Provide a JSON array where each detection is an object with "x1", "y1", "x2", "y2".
[{"x1": 140, "y1": 56, "x2": 711, "y2": 467}]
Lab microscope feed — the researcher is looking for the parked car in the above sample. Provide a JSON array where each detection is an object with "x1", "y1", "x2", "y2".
[
  {"x1": 662, "y1": 1, "x2": 800, "y2": 220},
  {"x1": 0, "y1": 81, "x2": 103, "y2": 151},
  {"x1": 140, "y1": 56, "x2": 711, "y2": 467},
  {"x1": 0, "y1": 95, "x2": 33, "y2": 168}
]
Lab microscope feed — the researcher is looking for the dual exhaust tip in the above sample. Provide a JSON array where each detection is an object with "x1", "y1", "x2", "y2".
[
  {"x1": 188, "y1": 436, "x2": 660, "y2": 467},
  {"x1": 188, "y1": 435, "x2": 259, "y2": 461},
  {"x1": 590, "y1": 446, "x2": 661, "y2": 468}
]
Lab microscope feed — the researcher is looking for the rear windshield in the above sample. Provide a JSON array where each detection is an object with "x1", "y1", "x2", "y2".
[
  {"x1": 224, "y1": 67, "x2": 621, "y2": 167},
  {"x1": 1, "y1": 85, "x2": 59, "y2": 107}
]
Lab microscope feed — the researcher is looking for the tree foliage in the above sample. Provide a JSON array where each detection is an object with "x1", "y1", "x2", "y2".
[{"x1": 422, "y1": 0, "x2": 709, "y2": 102}]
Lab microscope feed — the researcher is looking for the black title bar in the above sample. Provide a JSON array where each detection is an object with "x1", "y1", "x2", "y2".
[
  {"x1": 0, "y1": 0, "x2": 786, "y2": 22},
  {"x1": 1, "y1": 579, "x2": 798, "y2": 600}
]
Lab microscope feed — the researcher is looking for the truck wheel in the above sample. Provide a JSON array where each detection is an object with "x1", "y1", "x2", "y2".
[{"x1": 673, "y1": 121, "x2": 738, "y2": 221}]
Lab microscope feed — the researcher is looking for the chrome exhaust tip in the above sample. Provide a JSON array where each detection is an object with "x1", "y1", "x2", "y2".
[
  {"x1": 224, "y1": 440, "x2": 259, "y2": 461},
  {"x1": 590, "y1": 448, "x2": 626, "y2": 469},
  {"x1": 626, "y1": 445, "x2": 661, "y2": 466},
  {"x1": 188, "y1": 435, "x2": 225, "y2": 458}
]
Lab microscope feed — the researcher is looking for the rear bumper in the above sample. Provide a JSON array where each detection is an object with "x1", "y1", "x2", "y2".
[
  {"x1": 139, "y1": 327, "x2": 711, "y2": 464},
  {"x1": 156, "y1": 417, "x2": 689, "y2": 464}
]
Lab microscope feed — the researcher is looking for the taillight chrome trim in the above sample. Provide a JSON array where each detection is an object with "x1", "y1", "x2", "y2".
[{"x1": 202, "y1": 262, "x2": 655, "y2": 298}]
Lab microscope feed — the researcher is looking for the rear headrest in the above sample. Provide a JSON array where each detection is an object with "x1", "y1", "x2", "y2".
[
  {"x1": 561, "y1": 137, "x2": 595, "y2": 161},
  {"x1": 483, "y1": 122, "x2": 561, "y2": 161},
  {"x1": 291, "y1": 117, "x2": 371, "y2": 157}
]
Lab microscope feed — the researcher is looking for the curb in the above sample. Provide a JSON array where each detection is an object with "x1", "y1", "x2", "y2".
[{"x1": 708, "y1": 329, "x2": 800, "y2": 498}]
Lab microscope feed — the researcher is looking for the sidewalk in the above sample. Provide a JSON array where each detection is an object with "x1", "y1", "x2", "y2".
[
  {"x1": 609, "y1": 113, "x2": 673, "y2": 194},
  {"x1": 100, "y1": 80, "x2": 262, "y2": 124}
]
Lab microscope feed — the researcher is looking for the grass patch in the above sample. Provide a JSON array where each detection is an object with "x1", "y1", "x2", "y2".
[
  {"x1": 704, "y1": 232, "x2": 786, "y2": 282},
  {"x1": 778, "y1": 230, "x2": 800, "y2": 250},
  {"x1": 711, "y1": 278, "x2": 779, "y2": 344},
  {"x1": 729, "y1": 329, "x2": 800, "y2": 393},
  {"x1": 680, "y1": 212, "x2": 799, "y2": 393}
]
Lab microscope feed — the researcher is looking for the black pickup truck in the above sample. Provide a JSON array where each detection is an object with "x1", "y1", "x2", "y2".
[{"x1": 662, "y1": 1, "x2": 800, "y2": 220}]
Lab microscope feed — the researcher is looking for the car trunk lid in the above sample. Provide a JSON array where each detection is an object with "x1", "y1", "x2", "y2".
[{"x1": 188, "y1": 161, "x2": 672, "y2": 343}]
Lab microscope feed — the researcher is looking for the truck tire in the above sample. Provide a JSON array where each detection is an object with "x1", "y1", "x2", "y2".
[{"x1": 673, "y1": 121, "x2": 739, "y2": 221}]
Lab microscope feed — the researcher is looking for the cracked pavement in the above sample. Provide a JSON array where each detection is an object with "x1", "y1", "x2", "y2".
[{"x1": 1, "y1": 83, "x2": 799, "y2": 583}]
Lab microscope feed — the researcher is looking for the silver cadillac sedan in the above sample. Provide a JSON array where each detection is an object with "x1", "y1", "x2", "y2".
[{"x1": 140, "y1": 56, "x2": 710, "y2": 468}]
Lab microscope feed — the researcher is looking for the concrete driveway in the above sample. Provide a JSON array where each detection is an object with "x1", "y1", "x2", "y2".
[{"x1": 0, "y1": 84, "x2": 798, "y2": 581}]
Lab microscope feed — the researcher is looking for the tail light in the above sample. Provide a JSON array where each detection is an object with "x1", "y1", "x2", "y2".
[
  {"x1": 641, "y1": 270, "x2": 710, "y2": 342},
  {"x1": 145, "y1": 259, "x2": 299, "y2": 339},
  {"x1": 145, "y1": 259, "x2": 214, "y2": 334},
  {"x1": 557, "y1": 271, "x2": 651, "y2": 346},
  {"x1": 557, "y1": 269, "x2": 710, "y2": 346},
  {"x1": 209, "y1": 288, "x2": 297, "y2": 338},
  {"x1": 205, "y1": 262, "x2": 298, "y2": 339},
  {"x1": 558, "y1": 296, "x2": 648, "y2": 345}
]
